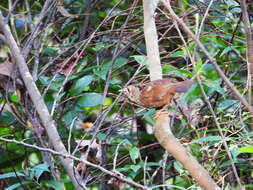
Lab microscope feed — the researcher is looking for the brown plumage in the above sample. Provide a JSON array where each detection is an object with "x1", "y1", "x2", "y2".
[{"x1": 122, "y1": 78, "x2": 194, "y2": 108}]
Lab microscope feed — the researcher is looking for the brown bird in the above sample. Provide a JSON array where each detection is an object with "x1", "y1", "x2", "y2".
[{"x1": 121, "y1": 78, "x2": 195, "y2": 111}]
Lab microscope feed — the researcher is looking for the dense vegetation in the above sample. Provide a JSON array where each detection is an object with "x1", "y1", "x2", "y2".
[{"x1": 0, "y1": 0, "x2": 252, "y2": 189}]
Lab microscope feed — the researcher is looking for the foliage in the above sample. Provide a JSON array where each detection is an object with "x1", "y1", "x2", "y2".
[{"x1": 0, "y1": 0, "x2": 252, "y2": 189}]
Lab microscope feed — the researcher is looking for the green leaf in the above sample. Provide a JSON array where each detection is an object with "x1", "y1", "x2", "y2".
[
  {"x1": 0, "y1": 111, "x2": 15, "y2": 125},
  {"x1": 98, "y1": 11, "x2": 106, "y2": 18},
  {"x1": 46, "y1": 180, "x2": 66, "y2": 190},
  {"x1": 246, "y1": 131, "x2": 253, "y2": 138},
  {"x1": 217, "y1": 99, "x2": 238, "y2": 113},
  {"x1": 131, "y1": 55, "x2": 147, "y2": 65},
  {"x1": 9, "y1": 93, "x2": 20, "y2": 103},
  {"x1": 92, "y1": 44, "x2": 106, "y2": 51},
  {"x1": 173, "y1": 161, "x2": 184, "y2": 174},
  {"x1": 189, "y1": 136, "x2": 223, "y2": 144},
  {"x1": 39, "y1": 75, "x2": 50, "y2": 86},
  {"x1": 170, "y1": 50, "x2": 184, "y2": 57},
  {"x1": 121, "y1": 139, "x2": 132, "y2": 146},
  {"x1": 0, "y1": 172, "x2": 25, "y2": 179},
  {"x1": 93, "y1": 57, "x2": 127, "y2": 80},
  {"x1": 220, "y1": 46, "x2": 233, "y2": 57},
  {"x1": 97, "y1": 133, "x2": 107, "y2": 140},
  {"x1": 113, "y1": 57, "x2": 128, "y2": 69},
  {"x1": 62, "y1": 110, "x2": 77, "y2": 126},
  {"x1": 231, "y1": 146, "x2": 240, "y2": 159},
  {"x1": 203, "y1": 80, "x2": 225, "y2": 96},
  {"x1": 140, "y1": 162, "x2": 160, "y2": 167},
  {"x1": 30, "y1": 163, "x2": 50, "y2": 180},
  {"x1": 220, "y1": 160, "x2": 239, "y2": 168},
  {"x1": 69, "y1": 75, "x2": 93, "y2": 96},
  {"x1": 195, "y1": 59, "x2": 203, "y2": 72},
  {"x1": 77, "y1": 93, "x2": 103, "y2": 107},
  {"x1": 5, "y1": 181, "x2": 30, "y2": 190},
  {"x1": 75, "y1": 57, "x2": 88, "y2": 73},
  {"x1": 202, "y1": 64, "x2": 219, "y2": 80},
  {"x1": 220, "y1": 46, "x2": 239, "y2": 57},
  {"x1": 43, "y1": 47, "x2": 58, "y2": 56},
  {"x1": 239, "y1": 146, "x2": 253, "y2": 153},
  {"x1": 162, "y1": 65, "x2": 193, "y2": 77},
  {"x1": 180, "y1": 84, "x2": 199, "y2": 105},
  {"x1": 129, "y1": 147, "x2": 140, "y2": 164},
  {"x1": 142, "y1": 109, "x2": 156, "y2": 125},
  {"x1": 130, "y1": 165, "x2": 141, "y2": 172},
  {"x1": 94, "y1": 65, "x2": 108, "y2": 80}
]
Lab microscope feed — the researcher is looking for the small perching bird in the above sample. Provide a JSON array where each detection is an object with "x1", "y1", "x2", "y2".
[{"x1": 121, "y1": 78, "x2": 195, "y2": 109}]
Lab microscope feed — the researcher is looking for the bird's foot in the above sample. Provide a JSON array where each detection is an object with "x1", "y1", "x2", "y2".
[{"x1": 154, "y1": 109, "x2": 169, "y2": 120}]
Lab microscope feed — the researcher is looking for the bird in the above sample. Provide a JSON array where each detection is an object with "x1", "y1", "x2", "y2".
[{"x1": 121, "y1": 78, "x2": 195, "y2": 115}]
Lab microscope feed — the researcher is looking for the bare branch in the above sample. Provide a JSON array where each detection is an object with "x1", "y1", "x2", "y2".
[
  {"x1": 142, "y1": 1, "x2": 219, "y2": 189},
  {"x1": 0, "y1": 11, "x2": 82, "y2": 190},
  {"x1": 0, "y1": 137, "x2": 150, "y2": 190},
  {"x1": 240, "y1": 0, "x2": 253, "y2": 103},
  {"x1": 154, "y1": 113, "x2": 220, "y2": 190},
  {"x1": 143, "y1": 0, "x2": 162, "y2": 80}
]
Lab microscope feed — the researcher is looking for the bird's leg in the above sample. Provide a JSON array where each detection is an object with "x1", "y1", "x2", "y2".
[{"x1": 155, "y1": 103, "x2": 171, "y2": 119}]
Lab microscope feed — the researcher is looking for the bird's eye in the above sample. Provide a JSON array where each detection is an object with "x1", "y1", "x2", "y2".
[
  {"x1": 120, "y1": 88, "x2": 128, "y2": 96},
  {"x1": 122, "y1": 87, "x2": 128, "y2": 92}
]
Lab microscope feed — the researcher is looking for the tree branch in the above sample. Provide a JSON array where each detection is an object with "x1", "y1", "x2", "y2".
[
  {"x1": 240, "y1": 0, "x2": 253, "y2": 104},
  {"x1": 154, "y1": 113, "x2": 220, "y2": 190},
  {"x1": 0, "y1": 11, "x2": 83, "y2": 190},
  {"x1": 0, "y1": 137, "x2": 150, "y2": 190},
  {"x1": 143, "y1": 0, "x2": 162, "y2": 81},
  {"x1": 161, "y1": 0, "x2": 253, "y2": 117},
  {"x1": 142, "y1": 1, "x2": 219, "y2": 189}
]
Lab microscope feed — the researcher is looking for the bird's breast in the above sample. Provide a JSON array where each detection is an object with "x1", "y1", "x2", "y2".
[{"x1": 139, "y1": 85, "x2": 172, "y2": 108}]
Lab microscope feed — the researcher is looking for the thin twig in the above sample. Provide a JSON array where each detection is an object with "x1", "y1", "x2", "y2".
[
  {"x1": 174, "y1": 19, "x2": 242, "y2": 188},
  {"x1": 161, "y1": 0, "x2": 253, "y2": 117},
  {"x1": 0, "y1": 137, "x2": 150, "y2": 190},
  {"x1": 240, "y1": 0, "x2": 253, "y2": 104},
  {"x1": 0, "y1": 11, "x2": 83, "y2": 190}
]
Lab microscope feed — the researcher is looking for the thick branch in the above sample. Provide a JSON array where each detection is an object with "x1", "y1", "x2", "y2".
[
  {"x1": 0, "y1": 12, "x2": 82, "y2": 190},
  {"x1": 154, "y1": 113, "x2": 220, "y2": 190},
  {"x1": 142, "y1": 1, "x2": 219, "y2": 189},
  {"x1": 143, "y1": 0, "x2": 162, "y2": 80}
]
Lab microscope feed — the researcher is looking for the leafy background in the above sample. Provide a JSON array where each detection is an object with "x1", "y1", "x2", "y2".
[{"x1": 0, "y1": 0, "x2": 253, "y2": 189}]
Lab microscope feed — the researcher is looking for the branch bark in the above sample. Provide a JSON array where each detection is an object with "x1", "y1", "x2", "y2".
[
  {"x1": 0, "y1": 137, "x2": 150, "y2": 190},
  {"x1": 240, "y1": 0, "x2": 253, "y2": 104},
  {"x1": 154, "y1": 113, "x2": 220, "y2": 190},
  {"x1": 240, "y1": 0, "x2": 253, "y2": 74},
  {"x1": 0, "y1": 12, "x2": 83, "y2": 190},
  {"x1": 143, "y1": 0, "x2": 162, "y2": 81},
  {"x1": 142, "y1": 1, "x2": 219, "y2": 189}
]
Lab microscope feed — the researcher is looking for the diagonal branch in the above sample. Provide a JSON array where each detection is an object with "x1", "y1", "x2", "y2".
[
  {"x1": 0, "y1": 137, "x2": 150, "y2": 190},
  {"x1": 161, "y1": 0, "x2": 253, "y2": 117},
  {"x1": 240, "y1": 0, "x2": 253, "y2": 103},
  {"x1": 0, "y1": 11, "x2": 83, "y2": 190},
  {"x1": 154, "y1": 113, "x2": 220, "y2": 190},
  {"x1": 142, "y1": 1, "x2": 219, "y2": 189}
]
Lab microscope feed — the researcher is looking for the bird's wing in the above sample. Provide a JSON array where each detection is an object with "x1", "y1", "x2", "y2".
[
  {"x1": 170, "y1": 80, "x2": 194, "y2": 93},
  {"x1": 141, "y1": 84, "x2": 171, "y2": 102}
]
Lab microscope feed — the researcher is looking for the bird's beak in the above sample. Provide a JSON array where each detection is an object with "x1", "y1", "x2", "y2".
[{"x1": 119, "y1": 88, "x2": 128, "y2": 98}]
